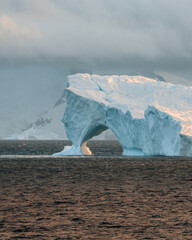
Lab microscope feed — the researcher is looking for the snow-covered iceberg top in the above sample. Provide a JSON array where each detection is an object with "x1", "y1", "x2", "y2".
[
  {"x1": 54, "y1": 74, "x2": 192, "y2": 156},
  {"x1": 68, "y1": 74, "x2": 192, "y2": 136}
]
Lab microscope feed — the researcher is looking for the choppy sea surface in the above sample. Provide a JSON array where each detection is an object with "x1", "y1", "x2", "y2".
[{"x1": 0, "y1": 140, "x2": 192, "y2": 239}]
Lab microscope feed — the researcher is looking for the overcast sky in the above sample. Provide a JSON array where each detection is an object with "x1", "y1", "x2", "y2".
[{"x1": 0, "y1": 0, "x2": 192, "y2": 72}]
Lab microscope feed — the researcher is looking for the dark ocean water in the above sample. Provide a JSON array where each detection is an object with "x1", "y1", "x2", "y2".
[
  {"x1": 0, "y1": 140, "x2": 192, "y2": 239},
  {"x1": 0, "y1": 140, "x2": 123, "y2": 156}
]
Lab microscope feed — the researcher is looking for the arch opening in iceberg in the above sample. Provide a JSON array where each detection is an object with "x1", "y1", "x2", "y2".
[
  {"x1": 81, "y1": 124, "x2": 108, "y2": 143},
  {"x1": 80, "y1": 124, "x2": 125, "y2": 156},
  {"x1": 80, "y1": 124, "x2": 108, "y2": 155}
]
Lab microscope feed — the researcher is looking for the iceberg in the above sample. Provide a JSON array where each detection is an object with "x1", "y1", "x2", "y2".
[{"x1": 54, "y1": 74, "x2": 192, "y2": 156}]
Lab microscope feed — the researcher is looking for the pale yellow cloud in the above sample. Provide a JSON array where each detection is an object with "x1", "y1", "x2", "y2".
[{"x1": 0, "y1": 15, "x2": 41, "y2": 40}]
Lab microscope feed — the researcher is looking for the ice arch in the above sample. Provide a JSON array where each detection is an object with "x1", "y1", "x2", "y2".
[
  {"x1": 54, "y1": 91, "x2": 125, "y2": 155},
  {"x1": 53, "y1": 73, "x2": 192, "y2": 156},
  {"x1": 54, "y1": 91, "x2": 181, "y2": 156}
]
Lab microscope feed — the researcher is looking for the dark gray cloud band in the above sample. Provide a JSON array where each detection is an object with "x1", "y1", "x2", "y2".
[{"x1": 0, "y1": 0, "x2": 192, "y2": 72}]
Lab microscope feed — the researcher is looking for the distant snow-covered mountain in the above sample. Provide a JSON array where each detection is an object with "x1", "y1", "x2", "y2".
[
  {"x1": 155, "y1": 71, "x2": 192, "y2": 86},
  {"x1": 6, "y1": 91, "x2": 67, "y2": 140},
  {"x1": 0, "y1": 65, "x2": 68, "y2": 139}
]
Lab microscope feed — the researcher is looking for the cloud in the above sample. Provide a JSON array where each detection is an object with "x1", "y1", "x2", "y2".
[
  {"x1": 0, "y1": 15, "x2": 42, "y2": 59},
  {"x1": 0, "y1": 0, "x2": 192, "y2": 72},
  {"x1": 0, "y1": 15, "x2": 41, "y2": 38}
]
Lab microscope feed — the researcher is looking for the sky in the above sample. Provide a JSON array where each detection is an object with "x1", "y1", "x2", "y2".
[
  {"x1": 0, "y1": 0, "x2": 192, "y2": 138},
  {"x1": 0, "y1": 0, "x2": 192, "y2": 73}
]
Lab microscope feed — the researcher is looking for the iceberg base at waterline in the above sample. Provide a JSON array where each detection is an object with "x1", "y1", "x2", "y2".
[{"x1": 53, "y1": 74, "x2": 192, "y2": 157}]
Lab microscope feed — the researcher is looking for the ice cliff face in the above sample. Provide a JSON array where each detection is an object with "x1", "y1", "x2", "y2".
[{"x1": 54, "y1": 74, "x2": 192, "y2": 156}]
